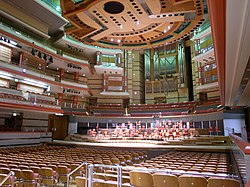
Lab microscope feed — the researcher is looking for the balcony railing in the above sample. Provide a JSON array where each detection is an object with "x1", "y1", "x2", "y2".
[
  {"x1": 194, "y1": 21, "x2": 211, "y2": 35},
  {"x1": 195, "y1": 44, "x2": 214, "y2": 56},
  {"x1": 61, "y1": 102, "x2": 85, "y2": 109},
  {"x1": 145, "y1": 79, "x2": 178, "y2": 94}
]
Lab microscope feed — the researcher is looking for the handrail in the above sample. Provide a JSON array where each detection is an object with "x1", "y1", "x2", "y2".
[
  {"x1": 83, "y1": 164, "x2": 239, "y2": 187},
  {"x1": 230, "y1": 134, "x2": 250, "y2": 154},
  {"x1": 66, "y1": 162, "x2": 88, "y2": 187},
  {"x1": 63, "y1": 162, "x2": 240, "y2": 187},
  {"x1": 0, "y1": 171, "x2": 15, "y2": 187}
]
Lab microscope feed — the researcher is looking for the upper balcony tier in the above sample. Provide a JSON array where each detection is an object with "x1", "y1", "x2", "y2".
[
  {"x1": 192, "y1": 44, "x2": 214, "y2": 63},
  {"x1": 191, "y1": 21, "x2": 211, "y2": 41},
  {"x1": 0, "y1": 23, "x2": 93, "y2": 75},
  {"x1": 0, "y1": 62, "x2": 92, "y2": 97}
]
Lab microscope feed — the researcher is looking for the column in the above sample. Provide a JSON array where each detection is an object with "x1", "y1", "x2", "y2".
[
  {"x1": 73, "y1": 95, "x2": 78, "y2": 105},
  {"x1": 19, "y1": 52, "x2": 24, "y2": 66},
  {"x1": 58, "y1": 93, "x2": 64, "y2": 105},
  {"x1": 116, "y1": 53, "x2": 122, "y2": 66},
  {"x1": 124, "y1": 58, "x2": 128, "y2": 92},
  {"x1": 96, "y1": 51, "x2": 102, "y2": 65},
  {"x1": 74, "y1": 72, "x2": 79, "y2": 82},
  {"x1": 150, "y1": 48, "x2": 154, "y2": 81},
  {"x1": 59, "y1": 68, "x2": 65, "y2": 81},
  {"x1": 198, "y1": 62, "x2": 204, "y2": 85},
  {"x1": 103, "y1": 74, "x2": 108, "y2": 92}
]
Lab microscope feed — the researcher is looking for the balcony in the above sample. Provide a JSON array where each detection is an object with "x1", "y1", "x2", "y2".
[
  {"x1": 0, "y1": 86, "x2": 61, "y2": 110},
  {"x1": 192, "y1": 45, "x2": 214, "y2": 63},
  {"x1": 145, "y1": 78, "x2": 178, "y2": 94},
  {"x1": 191, "y1": 21, "x2": 211, "y2": 41},
  {"x1": 94, "y1": 64, "x2": 123, "y2": 75}
]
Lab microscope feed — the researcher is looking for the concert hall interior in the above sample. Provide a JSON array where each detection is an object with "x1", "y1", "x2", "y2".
[{"x1": 0, "y1": 0, "x2": 250, "y2": 186}]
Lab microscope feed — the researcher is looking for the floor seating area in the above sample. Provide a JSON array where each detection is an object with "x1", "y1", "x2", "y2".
[
  {"x1": 0, "y1": 145, "x2": 240, "y2": 187},
  {"x1": 0, "y1": 145, "x2": 146, "y2": 186},
  {"x1": 133, "y1": 151, "x2": 232, "y2": 174}
]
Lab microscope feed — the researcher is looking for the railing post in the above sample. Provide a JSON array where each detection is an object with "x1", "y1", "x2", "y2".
[
  {"x1": 66, "y1": 173, "x2": 70, "y2": 187},
  {"x1": 87, "y1": 164, "x2": 93, "y2": 187},
  {"x1": 117, "y1": 166, "x2": 122, "y2": 187}
]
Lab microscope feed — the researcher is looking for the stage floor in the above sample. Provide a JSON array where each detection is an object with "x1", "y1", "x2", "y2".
[{"x1": 53, "y1": 139, "x2": 231, "y2": 151}]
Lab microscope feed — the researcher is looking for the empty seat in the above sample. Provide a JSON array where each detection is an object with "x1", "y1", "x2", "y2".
[
  {"x1": 57, "y1": 165, "x2": 71, "y2": 184},
  {"x1": 39, "y1": 167, "x2": 57, "y2": 187},
  {"x1": 178, "y1": 175, "x2": 207, "y2": 187},
  {"x1": 21, "y1": 169, "x2": 38, "y2": 187},
  {"x1": 75, "y1": 176, "x2": 86, "y2": 187},
  {"x1": 153, "y1": 173, "x2": 179, "y2": 187},
  {"x1": 129, "y1": 171, "x2": 153, "y2": 187},
  {"x1": 208, "y1": 177, "x2": 240, "y2": 187}
]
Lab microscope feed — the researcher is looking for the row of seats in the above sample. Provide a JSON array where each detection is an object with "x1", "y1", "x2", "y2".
[
  {"x1": 0, "y1": 145, "x2": 239, "y2": 187},
  {"x1": 134, "y1": 151, "x2": 232, "y2": 174},
  {"x1": 129, "y1": 171, "x2": 240, "y2": 187},
  {"x1": 0, "y1": 145, "x2": 147, "y2": 186},
  {"x1": 71, "y1": 171, "x2": 240, "y2": 187}
]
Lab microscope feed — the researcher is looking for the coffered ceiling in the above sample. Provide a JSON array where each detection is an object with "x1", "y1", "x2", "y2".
[{"x1": 60, "y1": 0, "x2": 206, "y2": 49}]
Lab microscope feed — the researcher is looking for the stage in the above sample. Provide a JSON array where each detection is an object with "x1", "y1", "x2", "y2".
[{"x1": 52, "y1": 137, "x2": 231, "y2": 153}]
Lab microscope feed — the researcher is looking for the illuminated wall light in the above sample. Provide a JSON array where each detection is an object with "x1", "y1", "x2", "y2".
[
  {"x1": 117, "y1": 39, "x2": 121, "y2": 43},
  {"x1": 14, "y1": 79, "x2": 18, "y2": 82},
  {"x1": 120, "y1": 25, "x2": 123, "y2": 29},
  {"x1": 10, "y1": 40, "x2": 17, "y2": 46},
  {"x1": 22, "y1": 69, "x2": 26, "y2": 73},
  {"x1": 164, "y1": 30, "x2": 167, "y2": 33},
  {"x1": 168, "y1": 26, "x2": 171, "y2": 29},
  {"x1": 136, "y1": 21, "x2": 140, "y2": 25},
  {"x1": 56, "y1": 6, "x2": 61, "y2": 12},
  {"x1": 111, "y1": 38, "x2": 113, "y2": 41}
]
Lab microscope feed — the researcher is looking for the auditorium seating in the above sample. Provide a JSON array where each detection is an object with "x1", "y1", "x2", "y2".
[
  {"x1": 152, "y1": 173, "x2": 179, "y2": 187},
  {"x1": 207, "y1": 177, "x2": 240, "y2": 187},
  {"x1": 133, "y1": 151, "x2": 232, "y2": 175},
  {"x1": 129, "y1": 170, "x2": 153, "y2": 187},
  {"x1": 178, "y1": 175, "x2": 208, "y2": 187},
  {"x1": 0, "y1": 145, "x2": 240, "y2": 187}
]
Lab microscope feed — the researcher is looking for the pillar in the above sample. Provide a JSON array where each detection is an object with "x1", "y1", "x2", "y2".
[
  {"x1": 150, "y1": 48, "x2": 154, "y2": 81},
  {"x1": 184, "y1": 38, "x2": 194, "y2": 101},
  {"x1": 73, "y1": 95, "x2": 78, "y2": 105},
  {"x1": 74, "y1": 72, "x2": 79, "y2": 82},
  {"x1": 59, "y1": 68, "x2": 65, "y2": 81}
]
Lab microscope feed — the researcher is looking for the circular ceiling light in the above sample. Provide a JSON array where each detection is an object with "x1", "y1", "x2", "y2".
[{"x1": 104, "y1": 1, "x2": 125, "y2": 14}]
